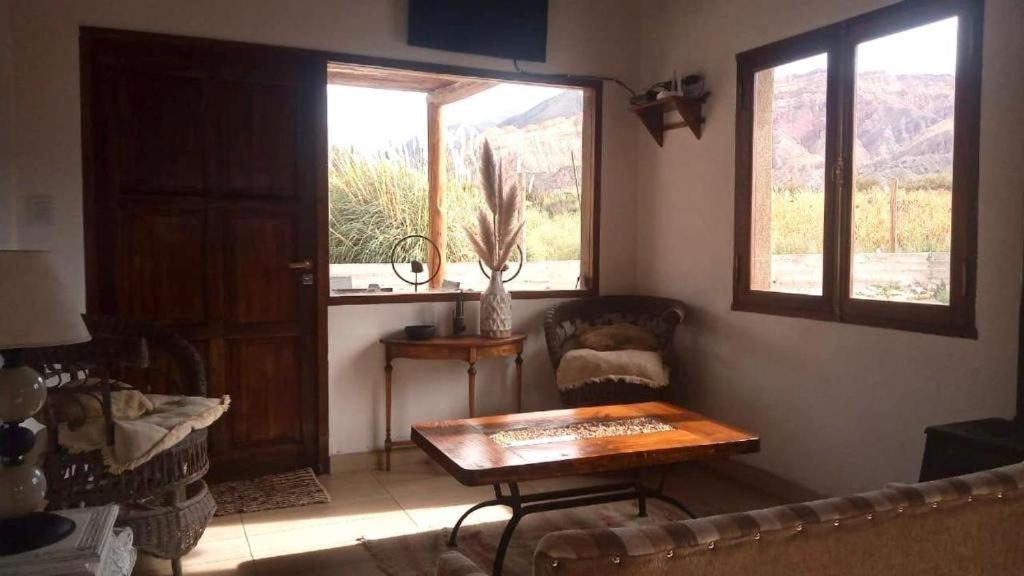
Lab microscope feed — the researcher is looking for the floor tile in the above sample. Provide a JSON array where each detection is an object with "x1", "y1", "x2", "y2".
[
  {"x1": 202, "y1": 514, "x2": 247, "y2": 542},
  {"x1": 246, "y1": 510, "x2": 419, "y2": 560},
  {"x1": 181, "y1": 536, "x2": 254, "y2": 566},
  {"x1": 369, "y1": 459, "x2": 448, "y2": 485},
  {"x1": 253, "y1": 542, "x2": 380, "y2": 576},
  {"x1": 241, "y1": 496, "x2": 406, "y2": 537}
]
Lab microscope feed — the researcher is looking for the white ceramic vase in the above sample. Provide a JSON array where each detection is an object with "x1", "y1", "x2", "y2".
[{"x1": 480, "y1": 273, "x2": 512, "y2": 338}]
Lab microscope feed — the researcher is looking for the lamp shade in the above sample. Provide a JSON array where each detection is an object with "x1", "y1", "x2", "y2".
[{"x1": 0, "y1": 251, "x2": 90, "y2": 350}]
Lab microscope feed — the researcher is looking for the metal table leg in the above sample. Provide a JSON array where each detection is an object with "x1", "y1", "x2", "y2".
[{"x1": 446, "y1": 469, "x2": 696, "y2": 576}]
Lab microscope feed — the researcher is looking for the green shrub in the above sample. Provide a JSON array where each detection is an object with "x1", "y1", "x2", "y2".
[{"x1": 328, "y1": 146, "x2": 581, "y2": 264}]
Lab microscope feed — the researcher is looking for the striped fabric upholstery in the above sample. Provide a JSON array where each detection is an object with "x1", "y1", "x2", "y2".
[{"x1": 535, "y1": 461, "x2": 1024, "y2": 565}]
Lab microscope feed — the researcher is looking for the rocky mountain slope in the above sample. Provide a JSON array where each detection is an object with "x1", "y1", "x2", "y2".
[{"x1": 772, "y1": 70, "x2": 955, "y2": 187}]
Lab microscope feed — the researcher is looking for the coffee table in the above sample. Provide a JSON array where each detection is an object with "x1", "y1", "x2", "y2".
[{"x1": 411, "y1": 402, "x2": 759, "y2": 575}]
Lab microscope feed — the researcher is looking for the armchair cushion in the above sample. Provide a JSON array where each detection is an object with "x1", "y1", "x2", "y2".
[
  {"x1": 556, "y1": 348, "x2": 669, "y2": 392},
  {"x1": 52, "y1": 378, "x2": 153, "y2": 423},
  {"x1": 578, "y1": 323, "x2": 660, "y2": 352},
  {"x1": 59, "y1": 393, "x2": 229, "y2": 474}
]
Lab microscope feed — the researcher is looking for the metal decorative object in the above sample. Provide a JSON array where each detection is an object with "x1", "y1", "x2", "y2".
[{"x1": 389, "y1": 235, "x2": 441, "y2": 292}]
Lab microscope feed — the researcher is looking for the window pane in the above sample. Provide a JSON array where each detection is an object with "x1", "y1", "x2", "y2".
[
  {"x1": 750, "y1": 53, "x2": 828, "y2": 295},
  {"x1": 443, "y1": 85, "x2": 583, "y2": 292},
  {"x1": 327, "y1": 85, "x2": 428, "y2": 294},
  {"x1": 851, "y1": 17, "x2": 957, "y2": 305}
]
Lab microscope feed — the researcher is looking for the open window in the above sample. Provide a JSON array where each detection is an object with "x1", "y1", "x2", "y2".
[
  {"x1": 326, "y1": 63, "x2": 599, "y2": 303},
  {"x1": 733, "y1": 0, "x2": 982, "y2": 337}
]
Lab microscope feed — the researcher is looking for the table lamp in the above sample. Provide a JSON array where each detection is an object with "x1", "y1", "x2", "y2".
[{"x1": 0, "y1": 250, "x2": 91, "y2": 555}]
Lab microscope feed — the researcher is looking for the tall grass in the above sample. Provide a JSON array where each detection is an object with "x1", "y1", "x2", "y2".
[
  {"x1": 770, "y1": 184, "x2": 952, "y2": 255},
  {"x1": 328, "y1": 146, "x2": 581, "y2": 264}
]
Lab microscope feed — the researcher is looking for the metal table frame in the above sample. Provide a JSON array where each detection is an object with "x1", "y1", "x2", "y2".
[{"x1": 446, "y1": 468, "x2": 695, "y2": 576}]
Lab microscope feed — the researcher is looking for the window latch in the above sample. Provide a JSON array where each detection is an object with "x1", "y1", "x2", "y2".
[{"x1": 832, "y1": 159, "x2": 844, "y2": 190}]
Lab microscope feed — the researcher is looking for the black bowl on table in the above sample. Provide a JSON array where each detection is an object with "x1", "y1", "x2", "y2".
[{"x1": 404, "y1": 324, "x2": 436, "y2": 341}]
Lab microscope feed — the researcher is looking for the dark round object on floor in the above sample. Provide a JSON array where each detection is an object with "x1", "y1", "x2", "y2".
[
  {"x1": 0, "y1": 512, "x2": 76, "y2": 556},
  {"x1": 404, "y1": 325, "x2": 436, "y2": 340}
]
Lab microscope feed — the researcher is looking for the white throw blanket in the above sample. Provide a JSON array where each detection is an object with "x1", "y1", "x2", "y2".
[
  {"x1": 556, "y1": 348, "x2": 669, "y2": 392},
  {"x1": 59, "y1": 393, "x2": 229, "y2": 474}
]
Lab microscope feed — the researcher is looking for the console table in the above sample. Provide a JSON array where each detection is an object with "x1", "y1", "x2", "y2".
[{"x1": 380, "y1": 334, "x2": 526, "y2": 470}]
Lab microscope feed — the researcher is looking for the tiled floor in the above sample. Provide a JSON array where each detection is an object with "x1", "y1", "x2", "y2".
[{"x1": 134, "y1": 458, "x2": 785, "y2": 576}]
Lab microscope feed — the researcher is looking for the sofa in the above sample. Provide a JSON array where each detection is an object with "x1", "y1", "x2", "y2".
[{"x1": 438, "y1": 461, "x2": 1024, "y2": 575}]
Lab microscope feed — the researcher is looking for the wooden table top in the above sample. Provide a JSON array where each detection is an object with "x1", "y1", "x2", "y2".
[
  {"x1": 381, "y1": 334, "x2": 526, "y2": 348},
  {"x1": 411, "y1": 402, "x2": 759, "y2": 486}
]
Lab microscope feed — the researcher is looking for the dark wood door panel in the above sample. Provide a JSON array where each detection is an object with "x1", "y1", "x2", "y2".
[
  {"x1": 225, "y1": 337, "x2": 304, "y2": 446},
  {"x1": 218, "y1": 80, "x2": 298, "y2": 197},
  {"x1": 82, "y1": 28, "x2": 326, "y2": 478},
  {"x1": 222, "y1": 210, "x2": 301, "y2": 326},
  {"x1": 116, "y1": 71, "x2": 208, "y2": 194},
  {"x1": 114, "y1": 208, "x2": 208, "y2": 325}
]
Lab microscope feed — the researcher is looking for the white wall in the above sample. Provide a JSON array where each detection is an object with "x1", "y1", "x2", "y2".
[
  {"x1": 329, "y1": 299, "x2": 566, "y2": 453},
  {"x1": 636, "y1": 0, "x2": 1024, "y2": 495},
  {"x1": 8, "y1": 0, "x2": 642, "y2": 455}
]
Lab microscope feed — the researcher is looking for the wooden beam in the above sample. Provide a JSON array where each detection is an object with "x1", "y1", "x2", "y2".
[
  {"x1": 750, "y1": 69, "x2": 774, "y2": 291},
  {"x1": 580, "y1": 88, "x2": 597, "y2": 290},
  {"x1": 427, "y1": 101, "x2": 446, "y2": 289},
  {"x1": 427, "y1": 80, "x2": 497, "y2": 106},
  {"x1": 327, "y1": 62, "x2": 457, "y2": 92}
]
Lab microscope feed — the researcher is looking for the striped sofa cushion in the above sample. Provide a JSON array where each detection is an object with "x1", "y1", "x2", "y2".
[{"x1": 536, "y1": 461, "x2": 1024, "y2": 563}]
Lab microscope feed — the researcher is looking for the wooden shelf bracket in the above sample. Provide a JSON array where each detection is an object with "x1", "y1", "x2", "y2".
[{"x1": 631, "y1": 93, "x2": 709, "y2": 146}]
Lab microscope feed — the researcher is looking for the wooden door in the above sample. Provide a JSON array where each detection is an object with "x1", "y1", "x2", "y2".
[{"x1": 81, "y1": 29, "x2": 328, "y2": 478}]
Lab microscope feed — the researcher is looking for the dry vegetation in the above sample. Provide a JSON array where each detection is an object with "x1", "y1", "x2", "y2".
[
  {"x1": 771, "y1": 179, "x2": 952, "y2": 255},
  {"x1": 328, "y1": 147, "x2": 581, "y2": 265}
]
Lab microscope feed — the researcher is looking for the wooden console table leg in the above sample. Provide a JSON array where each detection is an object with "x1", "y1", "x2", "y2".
[
  {"x1": 467, "y1": 362, "x2": 477, "y2": 418},
  {"x1": 385, "y1": 359, "x2": 393, "y2": 471},
  {"x1": 515, "y1": 352, "x2": 523, "y2": 413}
]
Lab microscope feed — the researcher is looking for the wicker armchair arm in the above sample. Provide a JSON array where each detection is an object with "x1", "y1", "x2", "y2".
[{"x1": 82, "y1": 314, "x2": 207, "y2": 396}]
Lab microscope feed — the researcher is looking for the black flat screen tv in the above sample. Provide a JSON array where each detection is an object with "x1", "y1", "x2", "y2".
[{"x1": 408, "y1": 0, "x2": 549, "y2": 63}]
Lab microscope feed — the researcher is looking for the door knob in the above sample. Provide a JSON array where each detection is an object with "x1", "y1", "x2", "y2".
[{"x1": 287, "y1": 259, "x2": 313, "y2": 270}]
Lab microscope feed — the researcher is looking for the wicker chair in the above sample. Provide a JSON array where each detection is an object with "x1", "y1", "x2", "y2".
[
  {"x1": 22, "y1": 315, "x2": 215, "y2": 576},
  {"x1": 544, "y1": 296, "x2": 687, "y2": 407}
]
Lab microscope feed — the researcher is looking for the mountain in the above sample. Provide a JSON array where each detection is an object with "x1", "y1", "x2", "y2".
[
  {"x1": 439, "y1": 90, "x2": 584, "y2": 191},
  {"x1": 388, "y1": 89, "x2": 585, "y2": 192},
  {"x1": 499, "y1": 90, "x2": 583, "y2": 128},
  {"x1": 770, "y1": 70, "x2": 955, "y2": 187}
]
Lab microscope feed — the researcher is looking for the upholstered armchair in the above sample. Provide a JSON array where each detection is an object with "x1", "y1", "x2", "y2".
[{"x1": 543, "y1": 296, "x2": 686, "y2": 407}]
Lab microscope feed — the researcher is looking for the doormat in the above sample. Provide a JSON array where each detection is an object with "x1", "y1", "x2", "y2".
[{"x1": 210, "y1": 467, "x2": 331, "y2": 516}]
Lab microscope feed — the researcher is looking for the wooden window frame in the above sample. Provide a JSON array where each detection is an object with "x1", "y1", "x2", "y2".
[
  {"x1": 324, "y1": 57, "x2": 602, "y2": 306},
  {"x1": 732, "y1": 0, "x2": 983, "y2": 338}
]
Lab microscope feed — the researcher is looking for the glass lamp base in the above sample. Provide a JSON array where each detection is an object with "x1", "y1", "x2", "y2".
[{"x1": 0, "y1": 512, "x2": 76, "y2": 556}]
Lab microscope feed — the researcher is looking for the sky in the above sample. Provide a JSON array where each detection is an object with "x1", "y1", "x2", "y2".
[
  {"x1": 327, "y1": 82, "x2": 568, "y2": 154},
  {"x1": 775, "y1": 16, "x2": 959, "y2": 77}
]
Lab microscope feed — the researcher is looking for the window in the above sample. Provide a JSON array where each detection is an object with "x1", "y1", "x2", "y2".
[
  {"x1": 733, "y1": 0, "x2": 982, "y2": 337},
  {"x1": 326, "y1": 63, "x2": 599, "y2": 301}
]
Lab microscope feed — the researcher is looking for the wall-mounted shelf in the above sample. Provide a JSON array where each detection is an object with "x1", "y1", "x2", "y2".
[{"x1": 630, "y1": 93, "x2": 709, "y2": 146}]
